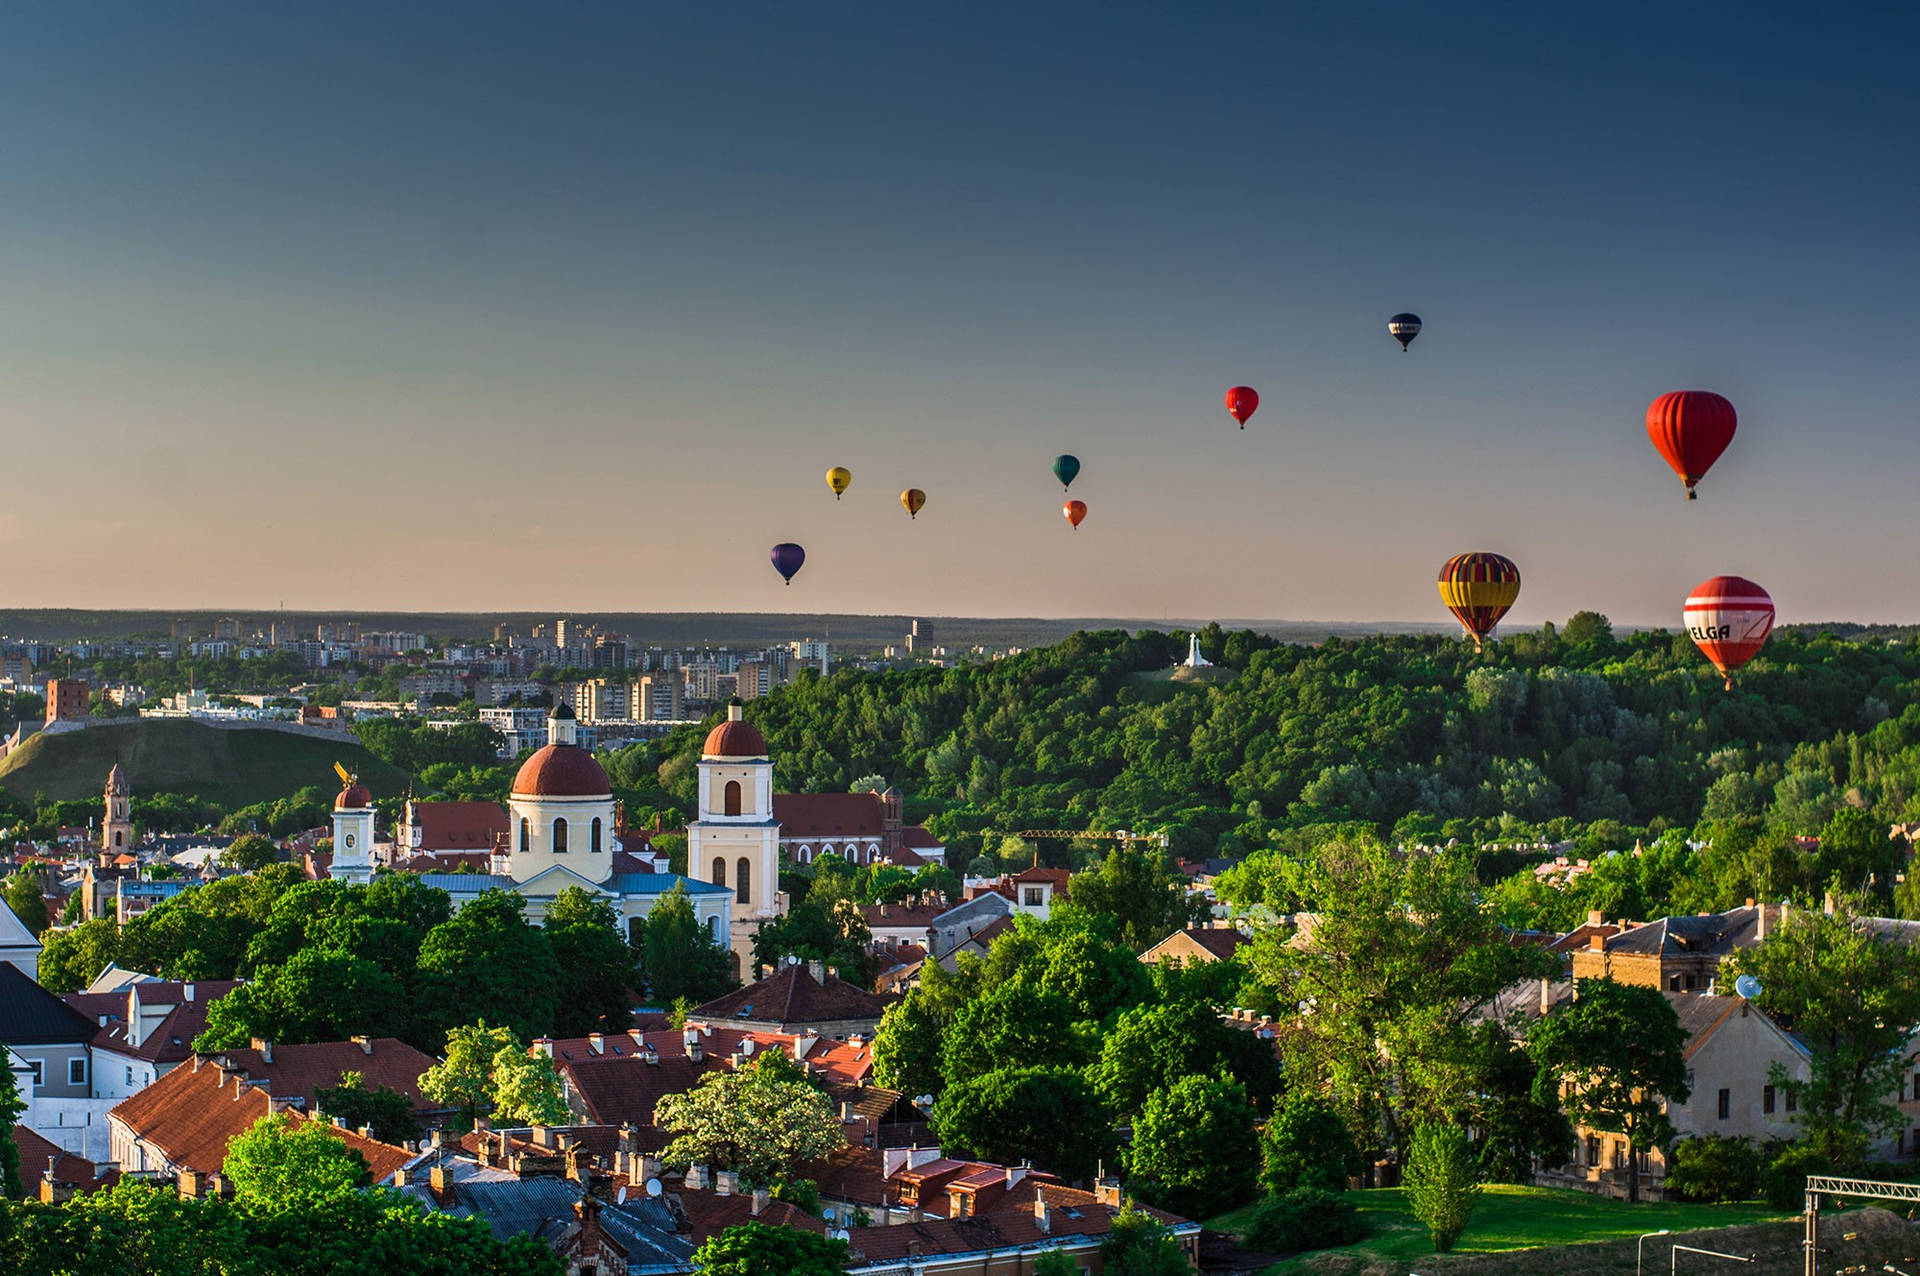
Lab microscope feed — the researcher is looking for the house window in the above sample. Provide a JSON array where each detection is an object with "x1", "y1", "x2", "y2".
[
  {"x1": 712, "y1": 857, "x2": 727, "y2": 887},
  {"x1": 1585, "y1": 1135, "x2": 1600, "y2": 1166},
  {"x1": 27, "y1": 1061, "x2": 42, "y2": 1087},
  {"x1": 1668, "y1": 974, "x2": 1683, "y2": 991},
  {"x1": 1718, "y1": 1088, "x2": 1731, "y2": 1120},
  {"x1": 724, "y1": 780, "x2": 742, "y2": 817},
  {"x1": 736, "y1": 857, "x2": 751, "y2": 907},
  {"x1": 591, "y1": 818, "x2": 603, "y2": 853},
  {"x1": 1786, "y1": 1090, "x2": 1798, "y2": 1113},
  {"x1": 1023, "y1": 888, "x2": 1045, "y2": 907},
  {"x1": 69, "y1": 1058, "x2": 86, "y2": 1086},
  {"x1": 1764, "y1": 1085, "x2": 1775, "y2": 1115},
  {"x1": 1684, "y1": 973, "x2": 1697, "y2": 991},
  {"x1": 520, "y1": 818, "x2": 530, "y2": 853},
  {"x1": 125, "y1": 1066, "x2": 134, "y2": 1086},
  {"x1": 553, "y1": 818, "x2": 569, "y2": 854}
]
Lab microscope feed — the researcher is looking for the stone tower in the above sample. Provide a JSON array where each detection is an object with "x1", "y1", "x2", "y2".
[{"x1": 103, "y1": 763, "x2": 134, "y2": 853}]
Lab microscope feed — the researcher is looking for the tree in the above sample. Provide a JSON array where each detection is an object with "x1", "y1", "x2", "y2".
[
  {"x1": 418, "y1": 1022, "x2": 568, "y2": 1131},
  {"x1": 0, "y1": 1044, "x2": 23, "y2": 1198},
  {"x1": 542, "y1": 887, "x2": 639, "y2": 1036},
  {"x1": 197, "y1": 948, "x2": 410, "y2": 1049},
  {"x1": 639, "y1": 884, "x2": 736, "y2": 1006},
  {"x1": 414, "y1": 891, "x2": 562, "y2": 1045},
  {"x1": 1128, "y1": 1077, "x2": 1259, "y2": 1220},
  {"x1": 1260, "y1": 1090, "x2": 1362, "y2": 1196},
  {"x1": 654, "y1": 1054, "x2": 843, "y2": 1186},
  {"x1": 1033, "y1": 1249, "x2": 1079, "y2": 1276},
  {"x1": 1243, "y1": 1188, "x2": 1368, "y2": 1253},
  {"x1": 929, "y1": 1065, "x2": 1110, "y2": 1181},
  {"x1": 1090, "y1": 996, "x2": 1279, "y2": 1120},
  {"x1": 1526, "y1": 978, "x2": 1690, "y2": 1202},
  {"x1": 222, "y1": 1113, "x2": 370, "y2": 1206},
  {"x1": 1066, "y1": 843, "x2": 1199, "y2": 952},
  {"x1": 1100, "y1": 1206, "x2": 1189, "y2": 1276},
  {"x1": 220, "y1": 834, "x2": 279, "y2": 872},
  {"x1": 1724, "y1": 899, "x2": 1920, "y2": 1163},
  {"x1": 1241, "y1": 839, "x2": 1555, "y2": 1159},
  {"x1": 1, "y1": 873, "x2": 47, "y2": 938},
  {"x1": 34, "y1": 918, "x2": 120, "y2": 993},
  {"x1": 690, "y1": 1221, "x2": 848, "y2": 1276},
  {"x1": 1404, "y1": 1122, "x2": 1480, "y2": 1253},
  {"x1": 315, "y1": 1071, "x2": 422, "y2": 1145},
  {"x1": 870, "y1": 989, "x2": 945, "y2": 1100},
  {"x1": 939, "y1": 978, "x2": 1086, "y2": 1089}
]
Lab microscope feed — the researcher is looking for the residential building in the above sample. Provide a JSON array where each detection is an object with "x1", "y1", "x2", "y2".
[
  {"x1": 1140, "y1": 923, "x2": 1249, "y2": 966},
  {"x1": 0, "y1": 964, "x2": 97, "y2": 1100},
  {"x1": 572, "y1": 678, "x2": 630, "y2": 724},
  {"x1": 1571, "y1": 902, "x2": 1784, "y2": 991},
  {"x1": 688, "y1": 962, "x2": 891, "y2": 1037},
  {"x1": 637, "y1": 673, "x2": 683, "y2": 722},
  {"x1": 0, "y1": 898, "x2": 41, "y2": 980},
  {"x1": 67, "y1": 979, "x2": 243, "y2": 1100}
]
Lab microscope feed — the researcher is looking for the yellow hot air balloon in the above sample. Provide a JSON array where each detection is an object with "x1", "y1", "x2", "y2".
[
  {"x1": 826, "y1": 467, "x2": 852, "y2": 500},
  {"x1": 901, "y1": 488, "x2": 926, "y2": 519},
  {"x1": 1437, "y1": 552, "x2": 1521, "y2": 653}
]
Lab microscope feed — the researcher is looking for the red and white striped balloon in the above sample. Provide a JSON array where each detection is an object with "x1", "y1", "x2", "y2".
[{"x1": 1684, "y1": 576, "x2": 1774, "y2": 688}]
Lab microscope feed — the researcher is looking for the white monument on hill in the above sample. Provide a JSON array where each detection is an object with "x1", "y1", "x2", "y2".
[{"x1": 1182, "y1": 633, "x2": 1212, "y2": 669}]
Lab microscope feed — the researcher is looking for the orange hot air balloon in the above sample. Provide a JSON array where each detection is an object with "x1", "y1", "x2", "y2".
[
  {"x1": 1225, "y1": 386, "x2": 1259, "y2": 428},
  {"x1": 901, "y1": 488, "x2": 926, "y2": 519},
  {"x1": 1646, "y1": 391, "x2": 1736, "y2": 500},
  {"x1": 1063, "y1": 500, "x2": 1087, "y2": 529},
  {"x1": 1437, "y1": 552, "x2": 1521, "y2": 653}
]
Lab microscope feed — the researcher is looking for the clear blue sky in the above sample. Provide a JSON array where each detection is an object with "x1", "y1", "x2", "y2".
[{"x1": 1, "y1": 4, "x2": 1914, "y2": 625}]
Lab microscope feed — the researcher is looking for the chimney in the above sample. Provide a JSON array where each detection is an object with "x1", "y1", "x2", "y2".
[
  {"x1": 249, "y1": 1038, "x2": 273, "y2": 1064},
  {"x1": 393, "y1": 1167, "x2": 411, "y2": 1187},
  {"x1": 1824, "y1": 891, "x2": 1835, "y2": 917},
  {"x1": 532, "y1": 1125, "x2": 555, "y2": 1148},
  {"x1": 178, "y1": 1169, "x2": 207, "y2": 1199},
  {"x1": 751, "y1": 1185, "x2": 770, "y2": 1216},
  {"x1": 429, "y1": 1164, "x2": 455, "y2": 1207},
  {"x1": 807, "y1": 959, "x2": 826, "y2": 985},
  {"x1": 685, "y1": 1164, "x2": 710, "y2": 1191},
  {"x1": 684, "y1": 1028, "x2": 704, "y2": 1064},
  {"x1": 1758, "y1": 902, "x2": 1767, "y2": 941},
  {"x1": 1588, "y1": 933, "x2": 1605, "y2": 951},
  {"x1": 1033, "y1": 1185, "x2": 1051, "y2": 1233},
  {"x1": 533, "y1": 1038, "x2": 554, "y2": 1059},
  {"x1": 39, "y1": 1176, "x2": 76, "y2": 1205},
  {"x1": 184, "y1": 983, "x2": 195, "y2": 1002},
  {"x1": 715, "y1": 1169, "x2": 739, "y2": 1196},
  {"x1": 350, "y1": 1035, "x2": 373, "y2": 1056},
  {"x1": 1538, "y1": 977, "x2": 1551, "y2": 1015}
]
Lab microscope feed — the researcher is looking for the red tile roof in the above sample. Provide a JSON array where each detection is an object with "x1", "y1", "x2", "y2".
[
  {"x1": 11, "y1": 1124, "x2": 112, "y2": 1193},
  {"x1": 901, "y1": 826, "x2": 943, "y2": 850},
  {"x1": 691, "y1": 965, "x2": 891, "y2": 1029},
  {"x1": 107, "y1": 1056, "x2": 416, "y2": 1179},
  {"x1": 207, "y1": 1038, "x2": 437, "y2": 1108},
  {"x1": 773, "y1": 793, "x2": 885, "y2": 840},
  {"x1": 409, "y1": 802, "x2": 510, "y2": 852}
]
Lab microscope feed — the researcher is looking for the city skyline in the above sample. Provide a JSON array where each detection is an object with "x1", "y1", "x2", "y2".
[{"x1": 2, "y1": 5, "x2": 1915, "y2": 624}]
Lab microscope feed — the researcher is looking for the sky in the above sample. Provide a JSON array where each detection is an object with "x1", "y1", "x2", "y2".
[{"x1": 1, "y1": 3, "x2": 1915, "y2": 626}]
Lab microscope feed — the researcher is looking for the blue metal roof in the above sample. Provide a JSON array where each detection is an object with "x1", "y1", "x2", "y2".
[
  {"x1": 611, "y1": 872, "x2": 731, "y2": 896},
  {"x1": 412, "y1": 873, "x2": 517, "y2": 892}
]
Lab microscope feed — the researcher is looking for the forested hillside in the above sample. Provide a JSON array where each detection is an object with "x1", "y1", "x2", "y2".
[{"x1": 616, "y1": 617, "x2": 1920, "y2": 869}]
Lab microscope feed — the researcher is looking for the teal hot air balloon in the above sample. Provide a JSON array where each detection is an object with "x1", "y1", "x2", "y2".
[{"x1": 1052, "y1": 454, "x2": 1081, "y2": 492}]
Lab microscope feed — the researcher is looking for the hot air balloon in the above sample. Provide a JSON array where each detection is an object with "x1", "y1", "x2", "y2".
[
  {"x1": 1063, "y1": 500, "x2": 1087, "y2": 530},
  {"x1": 770, "y1": 543, "x2": 806, "y2": 586},
  {"x1": 825, "y1": 467, "x2": 852, "y2": 500},
  {"x1": 901, "y1": 488, "x2": 925, "y2": 519},
  {"x1": 1647, "y1": 391, "x2": 1737, "y2": 500},
  {"x1": 1388, "y1": 313, "x2": 1422, "y2": 352},
  {"x1": 1437, "y1": 552, "x2": 1521, "y2": 653},
  {"x1": 1685, "y1": 575, "x2": 1773, "y2": 688},
  {"x1": 1225, "y1": 386, "x2": 1258, "y2": 429},
  {"x1": 1052, "y1": 454, "x2": 1081, "y2": 492}
]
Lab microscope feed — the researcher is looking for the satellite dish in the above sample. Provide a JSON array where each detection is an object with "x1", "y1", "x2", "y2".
[
  {"x1": 645, "y1": 1177, "x2": 663, "y2": 1197},
  {"x1": 1735, "y1": 974, "x2": 1762, "y2": 1000},
  {"x1": 830, "y1": 1229, "x2": 851, "y2": 1242},
  {"x1": 616, "y1": 1186, "x2": 628, "y2": 1204}
]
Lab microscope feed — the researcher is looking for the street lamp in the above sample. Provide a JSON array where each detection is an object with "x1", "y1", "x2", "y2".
[{"x1": 1639, "y1": 1230, "x2": 1672, "y2": 1276}]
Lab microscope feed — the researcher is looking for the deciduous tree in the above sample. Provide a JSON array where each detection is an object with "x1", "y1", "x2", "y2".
[
  {"x1": 929, "y1": 1065, "x2": 1110, "y2": 1181},
  {"x1": 653, "y1": 1054, "x2": 843, "y2": 1186},
  {"x1": 222, "y1": 1113, "x2": 370, "y2": 1206},
  {"x1": 1127, "y1": 1076, "x2": 1259, "y2": 1220},
  {"x1": 690, "y1": 1221, "x2": 847, "y2": 1276}
]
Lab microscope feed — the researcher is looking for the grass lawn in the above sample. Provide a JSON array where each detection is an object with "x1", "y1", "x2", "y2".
[{"x1": 1209, "y1": 1185, "x2": 1791, "y2": 1273}]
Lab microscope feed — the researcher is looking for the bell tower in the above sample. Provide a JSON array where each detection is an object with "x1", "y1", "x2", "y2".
[
  {"x1": 103, "y1": 763, "x2": 134, "y2": 853},
  {"x1": 330, "y1": 768, "x2": 376, "y2": 886}
]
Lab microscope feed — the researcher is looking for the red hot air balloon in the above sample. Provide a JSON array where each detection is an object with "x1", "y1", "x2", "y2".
[
  {"x1": 1225, "y1": 386, "x2": 1259, "y2": 429},
  {"x1": 1063, "y1": 500, "x2": 1087, "y2": 529},
  {"x1": 1437, "y1": 552, "x2": 1521, "y2": 653},
  {"x1": 1685, "y1": 575, "x2": 1774, "y2": 688},
  {"x1": 1647, "y1": 391, "x2": 1737, "y2": 500}
]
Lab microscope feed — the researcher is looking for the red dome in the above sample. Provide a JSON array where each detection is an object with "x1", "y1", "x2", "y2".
[
  {"x1": 703, "y1": 718, "x2": 767, "y2": 759},
  {"x1": 512, "y1": 744, "x2": 611, "y2": 797},
  {"x1": 335, "y1": 784, "x2": 372, "y2": 810}
]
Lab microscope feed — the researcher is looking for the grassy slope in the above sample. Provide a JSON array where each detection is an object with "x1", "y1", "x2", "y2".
[
  {"x1": 0, "y1": 719, "x2": 410, "y2": 807},
  {"x1": 1210, "y1": 1186, "x2": 1789, "y2": 1274}
]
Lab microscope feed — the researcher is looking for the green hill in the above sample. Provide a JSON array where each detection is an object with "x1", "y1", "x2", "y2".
[{"x1": 0, "y1": 719, "x2": 409, "y2": 807}]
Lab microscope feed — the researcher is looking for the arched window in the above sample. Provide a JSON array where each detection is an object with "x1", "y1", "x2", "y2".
[
  {"x1": 553, "y1": 818, "x2": 569, "y2": 854},
  {"x1": 798, "y1": 845, "x2": 812, "y2": 864},
  {"x1": 712, "y1": 857, "x2": 727, "y2": 887},
  {"x1": 708, "y1": 914, "x2": 722, "y2": 940},
  {"x1": 724, "y1": 780, "x2": 742, "y2": 817},
  {"x1": 736, "y1": 857, "x2": 752, "y2": 906},
  {"x1": 867, "y1": 845, "x2": 879, "y2": 864},
  {"x1": 113, "y1": 830, "x2": 124, "y2": 848},
  {"x1": 821, "y1": 844, "x2": 835, "y2": 860},
  {"x1": 591, "y1": 818, "x2": 603, "y2": 853},
  {"x1": 519, "y1": 818, "x2": 530, "y2": 853}
]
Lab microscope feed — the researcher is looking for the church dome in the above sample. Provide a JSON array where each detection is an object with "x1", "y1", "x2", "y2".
[
  {"x1": 702, "y1": 701, "x2": 766, "y2": 759},
  {"x1": 335, "y1": 783, "x2": 373, "y2": 809},
  {"x1": 512, "y1": 744, "x2": 610, "y2": 798}
]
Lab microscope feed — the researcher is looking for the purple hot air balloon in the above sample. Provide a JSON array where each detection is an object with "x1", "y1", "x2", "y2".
[{"x1": 770, "y1": 542, "x2": 806, "y2": 586}]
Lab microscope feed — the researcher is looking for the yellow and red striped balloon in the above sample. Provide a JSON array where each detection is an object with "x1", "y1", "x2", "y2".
[{"x1": 1438, "y1": 552, "x2": 1521, "y2": 652}]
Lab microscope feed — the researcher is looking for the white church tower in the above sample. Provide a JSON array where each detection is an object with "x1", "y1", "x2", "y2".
[
  {"x1": 330, "y1": 771, "x2": 375, "y2": 885},
  {"x1": 685, "y1": 700, "x2": 783, "y2": 971}
]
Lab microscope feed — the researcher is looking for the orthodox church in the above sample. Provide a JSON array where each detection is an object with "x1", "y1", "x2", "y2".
[{"x1": 330, "y1": 703, "x2": 733, "y2": 945}]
